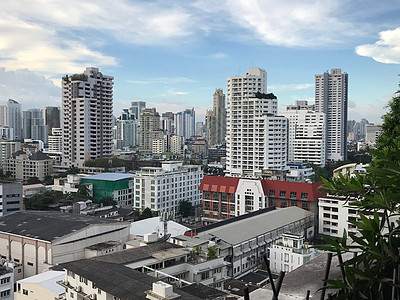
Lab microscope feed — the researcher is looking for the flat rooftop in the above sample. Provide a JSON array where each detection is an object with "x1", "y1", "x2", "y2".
[
  {"x1": 0, "y1": 211, "x2": 123, "y2": 242},
  {"x1": 82, "y1": 173, "x2": 134, "y2": 181}
]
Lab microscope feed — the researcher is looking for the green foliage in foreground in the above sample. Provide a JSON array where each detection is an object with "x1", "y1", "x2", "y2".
[{"x1": 315, "y1": 86, "x2": 400, "y2": 299}]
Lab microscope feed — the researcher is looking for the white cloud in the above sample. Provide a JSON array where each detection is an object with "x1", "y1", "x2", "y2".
[
  {"x1": 174, "y1": 91, "x2": 188, "y2": 95},
  {"x1": 269, "y1": 83, "x2": 313, "y2": 92},
  {"x1": 356, "y1": 27, "x2": 400, "y2": 64},
  {"x1": 126, "y1": 77, "x2": 197, "y2": 85},
  {"x1": 0, "y1": 68, "x2": 61, "y2": 109}
]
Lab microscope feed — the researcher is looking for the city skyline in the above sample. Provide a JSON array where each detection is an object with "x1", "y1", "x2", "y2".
[{"x1": 1, "y1": 1, "x2": 400, "y2": 123}]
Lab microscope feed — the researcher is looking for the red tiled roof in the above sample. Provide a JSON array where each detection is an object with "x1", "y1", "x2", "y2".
[
  {"x1": 198, "y1": 175, "x2": 240, "y2": 194},
  {"x1": 260, "y1": 180, "x2": 324, "y2": 201}
]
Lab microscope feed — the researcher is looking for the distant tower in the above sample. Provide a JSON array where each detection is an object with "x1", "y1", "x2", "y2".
[
  {"x1": 44, "y1": 107, "x2": 61, "y2": 135},
  {"x1": 139, "y1": 108, "x2": 162, "y2": 153},
  {"x1": 7, "y1": 99, "x2": 22, "y2": 140},
  {"x1": 130, "y1": 101, "x2": 146, "y2": 119},
  {"x1": 61, "y1": 67, "x2": 114, "y2": 167},
  {"x1": 22, "y1": 109, "x2": 48, "y2": 144},
  {"x1": 315, "y1": 69, "x2": 348, "y2": 161},
  {"x1": 206, "y1": 89, "x2": 226, "y2": 146}
]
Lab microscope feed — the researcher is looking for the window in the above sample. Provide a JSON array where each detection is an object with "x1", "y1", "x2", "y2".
[
  {"x1": 0, "y1": 290, "x2": 10, "y2": 297},
  {"x1": 289, "y1": 192, "x2": 297, "y2": 199},
  {"x1": 269, "y1": 190, "x2": 275, "y2": 197},
  {"x1": 301, "y1": 192, "x2": 308, "y2": 200},
  {"x1": 23, "y1": 289, "x2": 28, "y2": 295},
  {"x1": 279, "y1": 191, "x2": 286, "y2": 198},
  {"x1": 0, "y1": 277, "x2": 10, "y2": 284}
]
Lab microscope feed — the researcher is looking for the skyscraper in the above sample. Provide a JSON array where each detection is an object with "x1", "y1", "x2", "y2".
[
  {"x1": 114, "y1": 110, "x2": 138, "y2": 149},
  {"x1": 226, "y1": 68, "x2": 287, "y2": 177},
  {"x1": 22, "y1": 109, "x2": 48, "y2": 144},
  {"x1": 205, "y1": 89, "x2": 226, "y2": 146},
  {"x1": 6, "y1": 99, "x2": 22, "y2": 140},
  {"x1": 174, "y1": 108, "x2": 195, "y2": 140},
  {"x1": 315, "y1": 68, "x2": 348, "y2": 161},
  {"x1": 139, "y1": 108, "x2": 162, "y2": 153},
  {"x1": 44, "y1": 106, "x2": 61, "y2": 135},
  {"x1": 61, "y1": 67, "x2": 113, "y2": 167},
  {"x1": 130, "y1": 101, "x2": 146, "y2": 119}
]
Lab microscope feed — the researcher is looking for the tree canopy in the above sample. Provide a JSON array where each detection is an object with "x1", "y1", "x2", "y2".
[{"x1": 316, "y1": 84, "x2": 400, "y2": 299}]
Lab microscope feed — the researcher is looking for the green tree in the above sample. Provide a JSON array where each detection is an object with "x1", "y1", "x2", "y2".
[
  {"x1": 27, "y1": 177, "x2": 41, "y2": 184},
  {"x1": 207, "y1": 246, "x2": 218, "y2": 259},
  {"x1": 179, "y1": 200, "x2": 193, "y2": 217},
  {"x1": 316, "y1": 85, "x2": 400, "y2": 299},
  {"x1": 139, "y1": 207, "x2": 154, "y2": 220},
  {"x1": 24, "y1": 190, "x2": 65, "y2": 210},
  {"x1": 99, "y1": 197, "x2": 116, "y2": 206}
]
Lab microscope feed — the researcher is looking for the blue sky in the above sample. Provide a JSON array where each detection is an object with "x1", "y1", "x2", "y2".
[{"x1": 1, "y1": 0, "x2": 400, "y2": 123}]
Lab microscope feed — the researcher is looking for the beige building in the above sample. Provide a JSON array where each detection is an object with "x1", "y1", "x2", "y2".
[
  {"x1": 0, "y1": 211, "x2": 130, "y2": 281},
  {"x1": 139, "y1": 108, "x2": 161, "y2": 153},
  {"x1": 15, "y1": 271, "x2": 65, "y2": 300},
  {"x1": 3, "y1": 151, "x2": 53, "y2": 182},
  {"x1": 0, "y1": 140, "x2": 21, "y2": 166},
  {"x1": 206, "y1": 89, "x2": 226, "y2": 146}
]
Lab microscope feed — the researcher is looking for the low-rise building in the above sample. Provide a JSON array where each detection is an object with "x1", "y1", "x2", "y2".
[
  {"x1": 3, "y1": 151, "x2": 53, "y2": 182},
  {"x1": 0, "y1": 211, "x2": 130, "y2": 280},
  {"x1": 269, "y1": 233, "x2": 318, "y2": 273},
  {"x1": 0, "y1": 181, "x2": 23, "y2": 217},
  {"x1": 81, "y1": 173, "x2": 134, "y2": 208},
  {"x1": 22, "y1": 183, "x2": 45, "y2": 198},
  {"x1": 286, "y1": 162, "x2": 314, "y2": 183},
  {"x1": 134, "y1": 161, "x2": 202, "y2": 213},
  {"x1": 15, "y1": 271, "x2": 64, "y2": 300},
  {"x1": 0, "y1": 263, "x2": 13, "y2": 300},
  {"x1": 333, "y1": 163, "x2": 368, "y2": 178},
  {"x1": 199, "y1": 175, "x2": 323, "y2": 225}
]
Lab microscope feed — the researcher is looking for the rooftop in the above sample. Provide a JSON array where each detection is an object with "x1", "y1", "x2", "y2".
[
  {"x1": 82, "y1": 173, "x2": 134, "y2": 181},
  {"x1": 0, "y1": 211, "x2": 123, "y2": 242},
  {"x1": 18, "y1": 271, "x2": 64, "y2": 295},
  {"x1": 192, "y1": 207, "x2": 313, "y2": 245}
]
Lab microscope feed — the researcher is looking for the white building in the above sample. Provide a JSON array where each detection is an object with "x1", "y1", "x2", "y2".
[
  {"x1": 6, "y1": 99, "x2": 22, "y2": 141},
  {"x1": 286, "y1": 163, "x2": 314, "y2": 183},
  {"x1": 61, "y1": 67, "x2": 114, "y2": 167},
  {"x1": 47, "y1": 128, "x2": 62, "y2": 153},
  {"x1": 170, "y1": 135, "x2": 184, "y2": 155},
  {"x1": 269, "y1": 233, "x2": 317, "y2": 273},
  {"x1": 0, "y1": 263, "x2": 13, "y2": 300},
  {"x1": 133, "y1": 161, "x2": 203, "y2": 213},
  {"x1": 0, "y1": 140, "x2": 20, "y2": 165},
  {"x1": 365, "y1": 123, "x2": 382, "y2": 147},
  {"x1": 15, "y1": 271, "x2": 65, "y2": 300},
  {"x1": 226, "y1": 68, "x2": 287, "y2": 177},
  {"x1": 315, "y1": 69, "x2": 348, "y2": 162},
  {"x1": 281, "y1": 103, "x2": 326, "y2": 167},
  {"x1": 22, "y1": 109, "x2": 48, "y2": 144},
  {"x1": 174, "y1": 108, "x2": 196, "y2": 140}
]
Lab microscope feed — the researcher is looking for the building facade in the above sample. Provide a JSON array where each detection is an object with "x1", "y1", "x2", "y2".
[
  {"x1": 0, "y1": 140, "x2": 21, "y2": 166},
  {"x1": 281, "y1": 101, "x2": 326, "y2": 167},
  {"x1": 315, "y1": 69, "x2": 348, "y2": 162},
  {"x1": 61, "y1": 67, "x2": 114, "y2": 167},
  {"x1": 226, "y1": 68, "x2": 287, "y2": 177},
  {"x1": 206, "y1": 89, "x2": 226, "y2": 146},
  {"x1": 22, "y1": 109, "x2": 48, "y2": 144},
  {"x1": 6, "y1": 99, "x2": 22, "y2": 141},
  {"x1": 134, "y1": 161, "x2": 203, "y2": 213},
  {"x1": 139, "y1": 108, "x2": 162, "y2": 153},
  {"x1": 0, "y1": 181, "x2": 23, "y2": 217}
]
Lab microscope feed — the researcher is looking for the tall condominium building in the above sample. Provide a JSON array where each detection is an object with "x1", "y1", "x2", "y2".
[
  {"x1": 162, "y1": 112, "x2": 174, "y2": 134},
  {"x1": 61, "y1": 67, "x2": 114, "y2": 167},
  {"x1": 48, "y1": 128, "x2": 62, "y2": 152},
  {"x1": 139, "y1": 108, "x2": 162, "y2": 153},
  {"x1": 22, "y1": 109, "x2": 48, "y2": 144},
  {"x1": 226, "y1": 68, "x2": 287, "y2": 177},
  {"x1": 0, "y1": 140, "x2": 21, "y2": 165},
  {"x1": 174, "y1": 108, "x2": 195, "y2": 140},
  {"x1": 114, "y1": 110, "x2": 138, "y2": 150},
  {"x1": 6, "y1": 99, "x2": 22, "y2": 140},
  {"x1": 44, "y1": 106, "x2": 61, "y2": 134},
  {"x1": 205, "y1": 89, "x2": 226, "y2": 146},
  {"x1": 281, "y1": 101, "x2": 326, "y2": 167},
  {"x1": 315, "y1": 68, "x2": 348, "y2": 161},
  {"x1": 130, "y1": 101, "x2": 146, "y2": 119}
]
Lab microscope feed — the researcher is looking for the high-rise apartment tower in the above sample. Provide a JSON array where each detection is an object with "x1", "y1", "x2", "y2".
[
  {"x1": 315, "y1": 69, "x2": 348, "y2": 161},
  {"x1": 61, "y1": 67, "x2": 113, "y2": 167},
  {"x1": 206, "y1": 89, "x2": 226, "y2": 146}
]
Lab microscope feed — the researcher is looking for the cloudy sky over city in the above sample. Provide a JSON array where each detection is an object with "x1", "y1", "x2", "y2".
[{"x1": 1, "y1": 0, "x2": 400, "y2": 122}]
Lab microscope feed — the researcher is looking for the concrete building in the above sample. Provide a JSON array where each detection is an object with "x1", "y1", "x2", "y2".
[
  {"x1": 195, "y1": 121, "x2": 204, "y2": 138},
  {"x1": 0, "y1": 263, "x2": 13, "y2": 300},
  {"x1": 113, "y1": 109, "x2": 138, "y2": 150},
  {"x1": 139, "y1": 108, "x2": 161, "y2": 153},
  {"x1": 15, "y1": 271, "x2": 64, "y2": 300},
  {"x1": 181, "y1": 206, "x2": 314, "y2": 279},
  {"x1": 226, "y1": 68, "x2": 287, "y2": 177},
  {"x1": 315, "y1": 69, "x2": 348, "y2": 162},
  {"x1": 134, "y1": 161, "x2": 203, "y2": 213},
  {"x1": 365, "y1": 123, "x2": 382, "y2": 147},
  {"x1": 0, "y1": 181, "x2": 23, "y2": 217},
  {"x1": 61, "y1": 67, "x2": 114, "y2": 167},
  {"x1": 199, "y1": 175, "x2": 323, "y2": 225},
  {"x1": 47, "y1": 128, "x2": 62, "y2": 153},
  {"x1": 0, "y1": 211, "x2": 130, "y2": 280},
  {"x1": 286, "y1": 163, "x2": 315, "y2": 183},
  {"x1": 130, "y1": 101, "x2": 146, "y2": 119},
  {"x1": 44, "y1": 107, "x2": 60, "y2": 136},
  {"x1": 205, "y1": 89, "x2": 226, "y2": 146},
  {"x1": 170, "y1": 135, "x2": 184, "y2": 156},
  {"x1": 6, "y1": 99, "x2": 22, "y2": 141},
  {"x1": 0, "y1": 126, "x2": 14, "y2": 141},
  {"x1": 0, "y1": 140, "x2": 21, "y2": 166},
  {"x1": 281, "y1": 102, "x2": 326, "y2": 167},
  {"x1": 22, "y1": 109, "x2": 48, "y2": 144},
  {"x1": 3, "y1": 151, "x2": 53, "y2": 182},
  {"x1": 162, "y1": 112, "x2": 174, "y2": 135},
  {"x1": 269, "y1": 233, "x2": 317, "y2": 273},
  {"x1": 81, "y1": 173, "x2": 134, "y2": 208},
  {"x1": 332, "y1": 163, "x2": 367, "y2": 178},
  {"x1": 174, "y1": 108, "x2": 196, "y2": 140}
]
